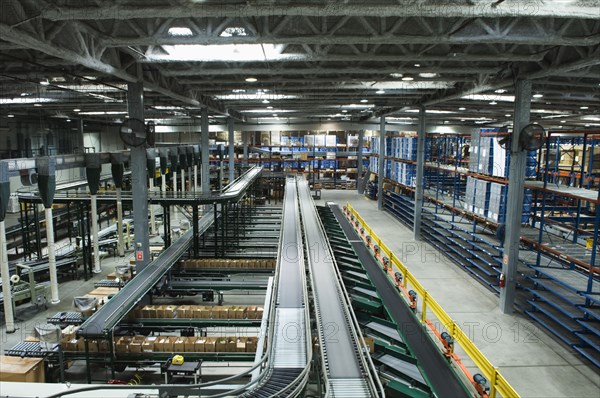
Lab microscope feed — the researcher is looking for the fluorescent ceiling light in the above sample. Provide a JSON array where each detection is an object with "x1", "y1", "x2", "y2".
[
  {"x1": 458, "y1": 107, "x2": 466, "y2": 111},
  {"x1": 414, "y1": 64, "x2": 421, "y2": 67},
  {"x1": 73, "y1": 108, "x2": 81, "y2": 112},
  {"x1": 262, "y1": 99, "x2": 270, "y2": 104},
  {"x1": 232, "y1": 89, "x2": 246, "y2": 93},
  {"x1": 267, "y1": 106, "x2": 273, "y2": 109},
  {"x1": 354, "y1": 81, "x2": 453, "y2": 90},
  {"x1": 344, "y1": 103, "x2": 375, "y2": 108},
  {"x1": 66, "y1": 119, "x2": 71, "y2": 122},
  {"x1": 376, "y1": 90, "x2": 385, "y2": 94},
  {"x1": 401, "y1": 75, "x2": 414, "y2": 81},
  {"x1": 153, "y1": 106, "x2": 186, "y2": 110},
  {"x1": 34, "y1": 103, "x2": 42, "y2": 107},
  {"x1": 505, "y1": 114, "x2": 511, "y2": 117},
  {"x1": 241, "y1": 109, "x2": 292, "y2": 113},
  {"x1": 7, "y1": 114, "x2": 14, "y2": 118},
  {"x1": 406, "y1": 109, "x2": 455, "y2": 114},
  {"x1": 360, "y1": 99, "x2": 368, "y2": 103},
  {"x1": 389, "y1": 73, "x2": 403, "y2": 78},
  {"x1": 560, "y1": 120, "x2": 566, "y2": 123},
  {"x1": 582, "y1": 116, "x2": 600, "y2": 121},
  {"x1": 495, "y1": 89, "x2": 507, "y2": 94},
  {"x1": 79, "y1": 111, "x2": 127, "y2": 115},
  {"x1": 168, "y1": 27, "x2": 193, "y2": 36},
  {"x1": 489, "y1": 101, "x2": 497, "y2": 105},
  {"x1": 245, "y1": 77, "x2": 258, "y2": 82},
  {"x1": 462, "y1": 94, "x2": 515, "y2": 102},
  {"x1": 580, "y1": 106, "x2": 589, "y2": 110},
  {"x1": 40, "y1": 79, "x2": 50, "y2": 86},
  {"x1": 148, "y1": 44, "x2": 287, "y2": 62},
  {"x1": 0, "y1": 97, "x2": 57, "y2": 104},
  {"x1": 342, "y1": 110, "x2": 348, "y2": 113},
  {"x1": 533, "y1": 93, "x2": 544, "y2": 98},
  {"x1": 418, "y1": 72, "x2": 438, "y2": 78}
]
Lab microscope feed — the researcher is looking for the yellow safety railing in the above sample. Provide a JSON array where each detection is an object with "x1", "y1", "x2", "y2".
[{"x1": 345, "y1": 202, "x2": 519, "y2": 398}]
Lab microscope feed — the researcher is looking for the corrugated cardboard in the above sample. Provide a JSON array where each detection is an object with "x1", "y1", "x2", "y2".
[
  {"x1": 194, "y1": 339, "x2": 206, "y2": 352},
  {"x1": 215, "y1": 338, "x2": 227, "y2": 352},
  {"x1": 184, "y1": 338, "x2": 196, "y2": 352},
  {"x1": 204, "y1": 337, "x2": 216, "y2": 352},
  {"x1": 0, "y1": 356, "x2": 45, "y2": 383}
]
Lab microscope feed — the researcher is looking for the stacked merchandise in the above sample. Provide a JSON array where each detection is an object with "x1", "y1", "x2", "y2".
[
  {"x1": 468, "y1": 128, "x2": 533, "y2": 224},
  {"x1": 464, "y1": 177, "x2": 489, "y2": 218}
]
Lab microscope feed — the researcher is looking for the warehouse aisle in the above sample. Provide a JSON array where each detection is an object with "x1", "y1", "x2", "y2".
[{"x1": 317, "y1": 190, "x2": 600, "y2": 398}]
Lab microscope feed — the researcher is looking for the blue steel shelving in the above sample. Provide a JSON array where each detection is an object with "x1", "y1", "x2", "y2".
[{"x1": 370, "y1": 130, "x2": 600, "y2": 367}]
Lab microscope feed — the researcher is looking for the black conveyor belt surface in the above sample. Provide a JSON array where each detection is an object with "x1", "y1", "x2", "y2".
[{"x1": 331, "y1": 204, "x2": 469, "y2": 398}]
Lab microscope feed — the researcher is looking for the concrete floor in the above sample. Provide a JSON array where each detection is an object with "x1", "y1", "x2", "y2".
[{"x1": 316, "y1": 190, "x2": 600, "y2": 398}]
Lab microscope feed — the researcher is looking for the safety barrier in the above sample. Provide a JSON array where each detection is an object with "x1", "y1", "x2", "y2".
[{"x1": 344, "y1": 202, "x2": 520, "y2": 398}]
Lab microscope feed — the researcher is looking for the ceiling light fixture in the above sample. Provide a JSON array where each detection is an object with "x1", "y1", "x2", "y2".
[
  {"x1": 376, "y1": 90, "x2": 385, "y2": 94},
  {"x1": 418, "y1": 72, "x2": 438, "y2": 78},
  {"x1": 489, "y1": 101, "x2": 497, "y2": 105},
  {"x1": 267, "y1": 106, "x2": 273, "y2": 109},
  {"x1": 262, "y1": 99, "x2": 270, "y2": 104},
  {"x1": 505, "y1": 114, "x2": 511, "y2": 117},
  {"x1": 360, "y1": 99, "x2": 368, "y2": 103},
  {"x1": 495, "y1": 89, "x2": 507, "y2": 94},
  {"x1": 245, "y1": 77, "x2": 257, "y2": 82},
  {"x1": 7, "y1": 114, "x2": 14, "y2": 118},
  {"x1": 459, "y1": 107, "x2": 466, "y2": 111},
  {"x1": 401, "y1": 74, "x2": 414, "y2": 81},
  {"x1": 40, "y1": 79, "x2": 50, "y2": 86},
  {"x1": 73, "y1": 108, "x2": 81, "y2": 112},
  {"x1": 66, "y1": 119, "x2": 71, "y2": 122},
  {"x1": 533, "y1": 93, "x2": 544, "y2": 98},
  {"x1": 342, "y1": 110, "x2": 348, "y2": 113},
  {"x1": 34, "y1": 103, "x2": 42, "y2": 107},
  {"x1": 580, "y1": 106, "x2": 589, "y2": 110}
]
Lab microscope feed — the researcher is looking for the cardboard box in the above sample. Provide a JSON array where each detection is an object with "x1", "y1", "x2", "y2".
[
  {"x1": 256, "y1": 307, "x2": 264, "y2": 319},
  {"x1": 226, "y1": 338, "x2": 237, "y2": 352},
  {"x1": 218, "y1": 306, "x2": 229, "y2": 319},
  {"x1": 185, "y1": 338, "x2": 197, "y2": 352},
  {"x1": 236, "y1": 338, "x2": 246, "y2": 352},
  {"x1": 163, "y1": 305, "x2": 177, "y2": 319},
  {"x1": 194, "y1": 339, "x2": 206, "y2": 353},
  {"x1": 201, "y1": 306, "x2": 211, "y2": 319},
  {"x1": 246, "y1": 306, "x2": 256, "y2": 320},
  {"x1": 142, "y1": 337, "x2": 157, "y2": 353},
  {"x1": 215, "y1": 338, "x2": 227, "y2": 352},
  {"x1": 129, "y1": 341, "x2": 142, "y2": 353},
  {"x1": 173, "y1": 338, "x2": 186, "y2": 353},
  {"x1": 114, "y1": 337, "x2": 130, "y2": 353},
  {"x1": 87, "y1": 340, "x2": 99, "y2": 353},
  {"x1": 246, "y1": 337, "x2": 257, "y2": 353},
  {"x1": 204, "y1": 337, "x2": 216, "y2": 352},
  {"x1": 177, "y1": 305, "x2": 190, "y2": 318},
  {"x1": 0, "y1": 356, "x2": 45, "y2": 383}
]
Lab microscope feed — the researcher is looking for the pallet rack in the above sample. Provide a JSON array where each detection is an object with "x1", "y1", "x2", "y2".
[
  {"x1": 368, "y1": 130, "x2": 600, "y2": 367},
  {"x1": 243, "y1": 131, "x2": 370, "y2": 189}
]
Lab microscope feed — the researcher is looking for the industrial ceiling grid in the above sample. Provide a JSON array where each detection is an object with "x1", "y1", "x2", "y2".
[{"x1": 0, "y1": 0, "x2": 598, "y2": 129}]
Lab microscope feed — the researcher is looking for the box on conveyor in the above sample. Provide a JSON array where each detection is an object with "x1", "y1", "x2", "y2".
[
  {"x1": 143, "y1": 336, "x2": 157, "y2": 353},
  {"x1": 245, "y1": 337, "x2": 257, "y2": 353},
  {"x1": 173, "y1": 338, "x2": 186, "y2": 353},
  {"x1": 204, "y1": 337, "x2": 216, "y2": 352},
  {"x1": 215, "y1": 338, "x2": 227, "y2": 352},
  {"x1": 194, "y1": 338, "x2": 206, "y2": 352}
]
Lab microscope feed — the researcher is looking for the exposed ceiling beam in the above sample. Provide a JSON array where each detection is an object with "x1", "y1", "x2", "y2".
[
  {"x1": 104, "y1": 33, "x2": 600, "y2": 48},
  {"x1": 162, "y1": 66, "x2": 502, "y2": 77},
  {"x1": 44, "y1": 3, "x2": 600, "y2": 21},
  {"x1": 375, "y1": 50, "x2": 600, "y2": 117},
  {"x1": 0, "y1": 23, "x2": 245, "y2": 121},
  {"x1": 139, "y1": 53, "x2": 544, "y2": 64}
]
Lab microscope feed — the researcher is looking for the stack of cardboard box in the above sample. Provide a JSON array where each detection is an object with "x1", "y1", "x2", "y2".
[{"x1": 132, "y1": 305, "x2": 264, "y2": 320}]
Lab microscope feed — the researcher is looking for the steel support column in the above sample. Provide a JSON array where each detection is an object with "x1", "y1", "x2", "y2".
[
  {"x1": 228, "y1": 118, "x2": 235, "y2": 184},
  {"x1": 128, "y1": 82, "x2": 150, "y2": 271},
  {"x1": 356, "y1": 130, "x2": 365, "y2": 193},
  {"x1": 0, "y1": 163, "x2": 15, "y2": 332},
  {"x1": 201, "y1": 108, "x2": 210, "y2": 195},
  {"x1": 243, "y1": 131, "x2": 249, "y2": 167},
  {"x1": 414, "y1": 106, "x2": 426, "y2": 240},
  {"x1": 377, "y1": 117, "x2": 386, "y2": 210},
  {"x1": 500, "y1": 79, "x2": 532, "y2": 314}
]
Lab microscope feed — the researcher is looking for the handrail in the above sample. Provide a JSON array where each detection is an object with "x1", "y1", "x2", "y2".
[{"x1": 345, "y1": 202, "x2": 520, "y2": 398}]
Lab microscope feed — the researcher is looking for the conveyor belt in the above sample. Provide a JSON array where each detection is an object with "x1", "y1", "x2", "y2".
[
  {"x1": 78, "y1": 167, "x2": 262, "y2": 338},
  {"x1": 242, "y1": 177, "x2": 310, "y2": 398},
  {"x1": 331, "y1": 204, "x2": 470, "y2": 398},
  {"x1": 297, "y1": 182, "x2": 374, "y2": 396}
]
